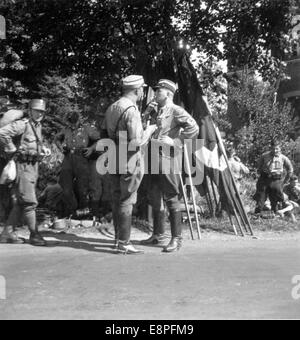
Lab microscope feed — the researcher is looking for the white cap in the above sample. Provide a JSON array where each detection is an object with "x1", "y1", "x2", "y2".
[{"x1": 121, "y1": 75, "x2": 146, "y2": 90}]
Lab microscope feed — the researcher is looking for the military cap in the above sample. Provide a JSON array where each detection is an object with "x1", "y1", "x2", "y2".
[
  {"x1": 29, "y1": 99, "x2": 46, "y2": 112},
  {"x1": 154, "y1": 79, "x2": 177, "y2": 94},
  {"x1": 121, "y1": 75, "x2": 146, "y2": 90}
]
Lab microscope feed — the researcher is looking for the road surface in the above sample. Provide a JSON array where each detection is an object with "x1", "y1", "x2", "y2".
[{"x1": 0, "y1": 229, "x2": 299, "y2": 320}]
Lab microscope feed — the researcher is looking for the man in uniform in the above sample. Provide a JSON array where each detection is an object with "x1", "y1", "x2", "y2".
[
  {"x1": 0, "y1": 99, "x2": 50, "y2": 246},
  {"x1": 55, "y1": 112, "x2": 100, "y2": 217},
  {"x1": 102, "y1": 75, "x2": 157, "y2": 254},
  {"x1": 140, "y1": 79, "x2": 199, "y2": 253},
  {"x1": 254, "y1": 140, "x2": 293, "y2": 214},
  {"x1": 88, "y1": 116, "x2": 112, "y2": 222}
]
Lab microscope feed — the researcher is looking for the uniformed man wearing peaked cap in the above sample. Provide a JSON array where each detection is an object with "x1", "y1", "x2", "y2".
[
  {"x1": 141, "y1": 79, "x2": 199, "y2": 253},
  {"x1": 0, "y1": 99, "x2": 51, "y2": 246},
  {"x1": 103, "y1": 75, "x2": 157, "y2": 254}
]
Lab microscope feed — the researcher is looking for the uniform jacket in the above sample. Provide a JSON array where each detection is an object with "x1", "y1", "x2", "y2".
[
  {"x1": 258, "y1": 151, "x2": 293, "y2": 177},
  {"x1": 56, "y1": 123, "x2": 100, "y2": 151},
  {"x1": 0, "y1": 118, "x2": 42, "y2": 155},
  {"x1": 104, "y1": 97, "x2": 148, "y2": 147},
  {"x1": 153, "y1": 103, "x2": 199, "y2": 141}
]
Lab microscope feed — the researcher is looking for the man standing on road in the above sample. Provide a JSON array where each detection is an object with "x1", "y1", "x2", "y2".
[
  {"x1": 103, "y1": 75, "x2": 157, "y2": 254},
  {"x1": 254, "y1": 140, "x2": 293, "y2": 214},
  {"x1": 0, "y1": 99, "x2": 51, "y2": 246},
  {"x1": 140, "y1": 79, "x2": 199, "y2": 253}
]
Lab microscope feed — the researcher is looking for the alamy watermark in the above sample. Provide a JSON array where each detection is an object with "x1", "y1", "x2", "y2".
[
  {"x1": 0, "y1": 275, "x2": 6, "y2": 300},
  {"x1": 291, "y1": 275, "x2": 300, "y2": 300},
  {"x1": 95, "y1": 133, "x2": 226, "y2": 186}
]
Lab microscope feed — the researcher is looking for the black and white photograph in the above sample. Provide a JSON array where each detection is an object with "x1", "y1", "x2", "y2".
[{"x1": 0, "y1": 0, "x2": 300, "y2": 322}]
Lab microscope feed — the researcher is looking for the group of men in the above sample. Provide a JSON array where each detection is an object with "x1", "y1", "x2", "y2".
[
  {"x1": 98, "y1": 76, "x2": 199, "y2": 254},
  {"x1": 0, "y1": 75, "x2": 297, "y2": 254},
  {"x1": 0, "y1": 75, "x2": 200, "y2": 254}
]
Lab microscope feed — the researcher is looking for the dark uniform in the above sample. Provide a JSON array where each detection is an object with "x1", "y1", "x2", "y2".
[
  {"x1": 56, "y1": 123, "x2": 100, "y2": 216},
  {"x1": 255, "y1": 151, "x2": 293, "y2": 213}
]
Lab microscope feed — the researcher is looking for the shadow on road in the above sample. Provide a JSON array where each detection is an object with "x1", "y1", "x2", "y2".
[{"x1": 39, "y1": 231, "x2": 118, "y2": 255}]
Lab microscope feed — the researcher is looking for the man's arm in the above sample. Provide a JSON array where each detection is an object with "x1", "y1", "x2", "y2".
[
  {"x1": 54, "y1": 129, "x2": 66, "y2": 152},
  {"x1": 283, "y1": 155, "x2": 293, "y2": 180},
  {"x1": 125, "y1": 108, "x2": 156, "y2": 147},
  {"x1": 0, "y1": 119, "x2": 26, "y2": 154},
  {"x1": 86, "y1": 123, "x2": 101, "y2": 141},
  {"x1": 257, "y1": 154, "x2": 265, "y2": 174},
  {"x1": 240, "y1": 162, "x2": 250, "y2": 175},
  {"x1": 174, "y1": 108, "x2": 199, "y2": 140},
  {"x1": 82, "y1": 124, "x2": 101, "y2": 158}
]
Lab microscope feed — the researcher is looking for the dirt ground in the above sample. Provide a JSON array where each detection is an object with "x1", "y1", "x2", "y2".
[{"x1": 0, "y1": 222, "x2": 300, "y2": 320}]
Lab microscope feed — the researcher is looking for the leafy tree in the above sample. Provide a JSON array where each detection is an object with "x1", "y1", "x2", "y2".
[
  {"x1": 228, "y1": 72, "x2": 296, "y2": 167},
  {"x1": 36, "y1": 72, "x2": 82, "y2": 140},
  {"x1": 0, "y1": 0, "x2": 296, "y2": 100}
]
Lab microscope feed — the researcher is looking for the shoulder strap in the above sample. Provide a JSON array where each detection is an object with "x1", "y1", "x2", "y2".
[
  {"x1": 27, "y1": 120, "x2": 42, "y2": 153},
  {"x1": 114, "y1": 105, "x2": 135, "y2": 137}
]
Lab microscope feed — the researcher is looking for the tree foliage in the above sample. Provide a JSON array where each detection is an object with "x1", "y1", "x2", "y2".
[
  {"x1": 227, "y1": 73, "x2": 296, "y2": 167},
  {"x1": 0, "y1": 0, "x2": 296, "y2": 100}
]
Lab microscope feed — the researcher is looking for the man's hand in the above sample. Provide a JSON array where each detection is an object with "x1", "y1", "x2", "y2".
[
  {"x1": 145, "y1": 124, "x2": 157, "y2": 136},
  {"x1": 83, "y1": 145, "x2": 95, "y2": 158},
  {"x1": 159, "y1": 135, "x2": 174, "y2": 147},
  {"x1": 158, "y1": 135, "x2": 175, "y2": 147}
]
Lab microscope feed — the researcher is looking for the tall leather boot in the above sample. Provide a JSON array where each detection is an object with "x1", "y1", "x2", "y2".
[
  {"x1": 163, "y1": 210, "x2": 182, "y2": 253},
  {"x1": 111, "y1": 206, "x2": 119, "y2": 248},
  {"x1": 140, "y1": 210, "x2": 167, "y2": 245},
  {"x1": 117, "y1": 210, "x2": 144, "y2": 255},
  {"x1": 25, "y1": 210, "x2": 47, "y2": 247}
]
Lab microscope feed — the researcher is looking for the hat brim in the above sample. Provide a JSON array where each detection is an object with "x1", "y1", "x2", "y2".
[{"x1": 153, "y1": 85, "x2": 176, "y2": 93}]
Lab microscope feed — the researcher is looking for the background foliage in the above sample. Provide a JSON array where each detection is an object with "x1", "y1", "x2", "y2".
[{"x1": 0, "y1": 0, "x2": 299, "y2": 175}]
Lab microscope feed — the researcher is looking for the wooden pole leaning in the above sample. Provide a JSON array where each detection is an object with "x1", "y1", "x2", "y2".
[
  {"x1": 202, "y1": 96, "x2": 254, "y2": 236},
  {"x1": 183, "y1": 144, "x2": 201, "y2": 240},
  {"x1": 180, "y1": 175, "x2": 195, "y2": 240}
]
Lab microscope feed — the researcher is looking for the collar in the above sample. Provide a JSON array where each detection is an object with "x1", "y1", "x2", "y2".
[
  {"x1": 30, "y1": 119, "x2": 41, "y2": 128},
  {"x1": 122, "y1": 95, "x2": 137, "y2": 107}
]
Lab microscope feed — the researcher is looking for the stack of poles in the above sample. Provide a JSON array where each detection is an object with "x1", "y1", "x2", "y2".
[
  {"x1": 201, "y1": 97, "x2": 254, "y2": 237},
  {"x1": 178, "y1": 95, "x2": 254, "y2": 238},
  {"x1": 182, "y1": 144, "x2": 202, "y2": 240}
]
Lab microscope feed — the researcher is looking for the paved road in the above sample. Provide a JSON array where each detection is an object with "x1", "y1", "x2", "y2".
[{"x1": 0, "y1": 231, "x2": 299, "y2": 320}]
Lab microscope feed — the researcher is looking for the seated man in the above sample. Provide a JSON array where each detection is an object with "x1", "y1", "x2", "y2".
[
  {"x1": 284, "y1": 175, "x2": 300, "y2": 205},
  {"x1": 39, "y1": 177, "x2": 64, "y2": 217},
  {"x1": 277, "y1": 193, "x2": 298, "y2": 223}
]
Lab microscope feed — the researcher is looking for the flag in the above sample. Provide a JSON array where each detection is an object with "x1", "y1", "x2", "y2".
[{"x1": 175, "y1": 51, "x2": 242, "y2": 214}]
